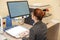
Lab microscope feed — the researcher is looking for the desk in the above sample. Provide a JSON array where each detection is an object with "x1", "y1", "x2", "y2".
[{"x1": 2, "y1": 18, "x2": 60, "y2": 40}]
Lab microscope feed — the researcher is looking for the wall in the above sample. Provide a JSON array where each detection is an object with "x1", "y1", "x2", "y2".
[{"x1": 49, "y1": 0, "x2": 60, "y2": 20}]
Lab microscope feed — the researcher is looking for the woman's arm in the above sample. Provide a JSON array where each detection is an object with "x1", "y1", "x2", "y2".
[{"x1": 22, "y1": 28, "x2": 35, "y2": 40}]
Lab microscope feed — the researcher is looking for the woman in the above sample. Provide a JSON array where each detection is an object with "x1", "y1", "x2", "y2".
[{"x1": 29, "y1": 8, "x2": 47, "y2": 40}]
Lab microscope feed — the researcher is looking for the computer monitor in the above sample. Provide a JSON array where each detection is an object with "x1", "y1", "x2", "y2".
[{"x1": 7, "y1": 1, "x2": 30, "y2": 18}]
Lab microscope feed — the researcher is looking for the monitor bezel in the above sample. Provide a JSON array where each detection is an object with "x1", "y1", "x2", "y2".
[{"x1": 7, "y1": 1, "x2": 30, "y2": 18}]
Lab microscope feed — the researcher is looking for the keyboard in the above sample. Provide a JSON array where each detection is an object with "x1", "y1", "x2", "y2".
[{"x1": 5, "y1": 26, "x2": 29, "y2": 38}]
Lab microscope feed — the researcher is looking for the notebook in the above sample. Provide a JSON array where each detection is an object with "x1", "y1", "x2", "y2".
[{"x1": 5, "y1": 26, "x2": 29, "y2": 38}]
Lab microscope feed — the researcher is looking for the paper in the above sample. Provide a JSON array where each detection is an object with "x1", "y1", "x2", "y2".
[{"x1": 5, "y1": 26, "x2": 29, "y2": 38}]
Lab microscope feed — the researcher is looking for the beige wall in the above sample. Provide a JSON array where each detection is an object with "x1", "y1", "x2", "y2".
[{"x1": 49, "y1": 0, "x2": 60, "y2": 20}]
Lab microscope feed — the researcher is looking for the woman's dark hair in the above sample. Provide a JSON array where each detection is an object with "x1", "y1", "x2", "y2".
[{"x1": 33, "y1": 8, "x2": 45, "y2": 20}]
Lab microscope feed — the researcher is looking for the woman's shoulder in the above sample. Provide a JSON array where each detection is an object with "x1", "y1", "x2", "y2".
[
  {"x1": 34, "y1": 21, "x2": 47, "y2": 28},
  {"x1": 34, "y1": 21, "x2": 46, "y2": 26}
]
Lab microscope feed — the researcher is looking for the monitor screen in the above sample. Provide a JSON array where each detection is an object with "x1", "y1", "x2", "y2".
[{"x1": 7, "y1": 1, "x2": 30, "y2": 18}]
